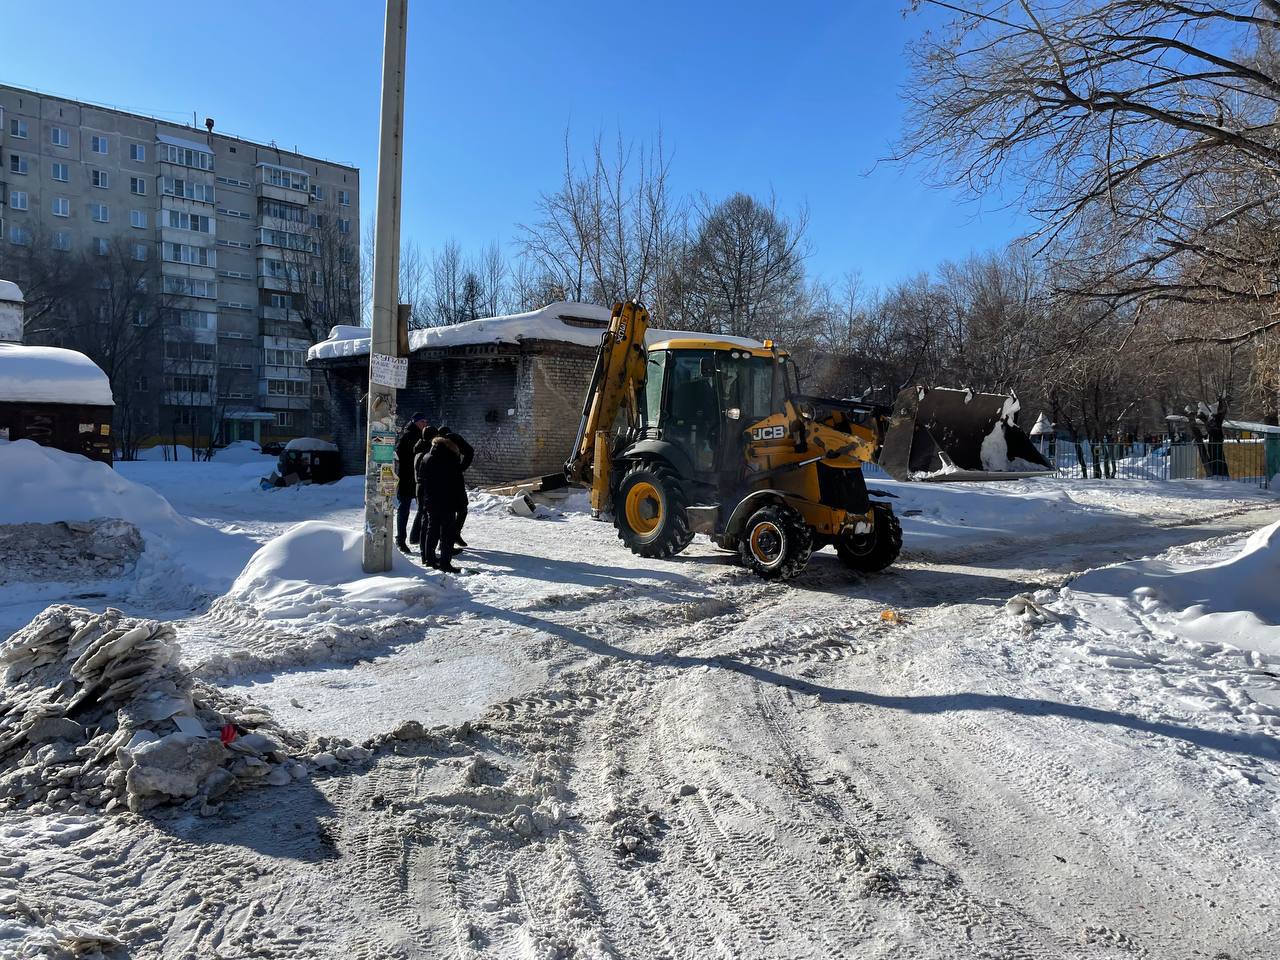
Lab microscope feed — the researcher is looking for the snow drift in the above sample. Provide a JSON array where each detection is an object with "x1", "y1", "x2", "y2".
[
  {"x1": 226, "y1": 520, "x2": 441, "y2": 623},
  {"x1": 1069, "y1": 519, "x2": 1280, "y2": 657},
  {"x1": 0, "y1": 440, "x2": 255, "y2": 604}
]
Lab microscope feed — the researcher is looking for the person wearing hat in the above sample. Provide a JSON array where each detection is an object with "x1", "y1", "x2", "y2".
[{"x1": 394, "y1": 413, "x2": 428, "y2": 552}]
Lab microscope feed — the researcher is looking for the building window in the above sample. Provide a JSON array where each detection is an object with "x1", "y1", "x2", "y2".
[
  {"x1": 9, "y1": 117, "x2": 29, "y2": 138},
  {"x1": 130, "y1": 143, "x2": 146, "y2": 162},
  {"x1": 337, "y1": 189, "x2": 350, "y2": 206},
  {"x1": 175, "y1": 310, "x2": 216, "y2": 330},
  {"x1": 50, "y1": 125, "x2": 68, "y2": 147},
  {"x1": 134, "y1": 375, "x2": 149, "y2": 390},
  {"x1": 132, "y1": 309, "x2": 147, "y2": 327},
  {"x1": 337, "y1": 218, "x2": 351, "y2": 234},
  {"x1": 92, "y1": 169, "x2": 109, "y2": 189},
  {"x1": 310, "y1": 185, "x2": 323, "y2": 201},
  {"x1": 95, "y1": 237, "x2": 109, "y2": 256},
  {"x1": 133, "y1": 243, "x2": 148, "y2": 261},
  {"x1": 162, "y1": 276, "x2": 217, "y2": 298},
  {"x1": 275, "y1": 411, "x2": 294, "y2": 428},
  {"x1": 91, "y1": 135, "x2": 109, "y2": 155},
  {"x1": 9, "y1": 154, "x2": 29, "y2": 175},
  {"x1": 51, "y1": 162, "x2": 69, "y2": 182},
  {"x1": 52, "y1": 196, "x2": 69, "y2": 217},
  {"x1": 91, "y1": 203, "x2": 110, "y2": 223},
  {"x1": 130, "y1": 177, "x2": 146, "y2": 196},
  {"x1": 161, "y1": 177, "x2": 213, "y2": 203},
  {"x1": 259, "y1": 164, "x2": 309, "y2": 192},
  {"x1": 165, "y1": 242, "x2": 215, "y2": 267},
  {"x1": 269, "y1": 293, "x2": 292, "y2": 309},
  {"x1": 130, "y1": 209, "x2": 147, "y2": 228},
  {"x1": 265, "y1": 348, "x2": 306, "y2": 367},
  {"x1": 159, "y1": 142, "x2": 213, "y2": 171},
  {"x1": 52, "y1": 232, "x2": 71, "y2": 252},
  {"x1": 167, "y1": 210, "x2": 214, "y2": 233},
  {"x1": 166, "y1": 374, "x2": 212, "y2": 394},
  {"x1": 260, "y1": 199, "x2": 306, "y2": 222},
  {"x1": 9, "y1": 226, "x2": 30, "y2": 246},
  {"x1": 9, "y1": 191, "x2": 28, "y2": 211}
]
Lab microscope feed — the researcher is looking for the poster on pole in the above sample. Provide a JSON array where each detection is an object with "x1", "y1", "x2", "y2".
[
  {"x1": 370, "y1": 430, "x2": 397, "y2": 464},
  {"x1": 371, "y1": 353, "x2": 408, "y2": 389}
]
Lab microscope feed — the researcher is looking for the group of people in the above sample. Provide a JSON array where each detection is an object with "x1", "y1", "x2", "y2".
[{"x1": 394, "y1": 413, "x2": 474, "y2": 572}]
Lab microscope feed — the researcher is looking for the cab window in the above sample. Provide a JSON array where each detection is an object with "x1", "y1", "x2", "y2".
[
  {"x1": 719, "y1": 353, "x2": 777, "y2": 424},
  {"x1": 641, "y1": 350, "x2": 667, "y2": 426}
]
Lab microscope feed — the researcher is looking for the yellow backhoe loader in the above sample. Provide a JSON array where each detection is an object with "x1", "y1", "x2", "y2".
[{"x1": 565, "y1": 301, "x2": 1050, "y2": 580}]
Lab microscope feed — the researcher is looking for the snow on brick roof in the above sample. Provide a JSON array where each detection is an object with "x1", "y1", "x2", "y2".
[
  {"x1": 307, "y1": 302, "x2": 613, "y2": 362},
  {"x1": 0, "y1": 343, "x2": 114, "y2": 406},
  {"x1": 284, "y1": 437, "x2": 339, "y2": 453}
]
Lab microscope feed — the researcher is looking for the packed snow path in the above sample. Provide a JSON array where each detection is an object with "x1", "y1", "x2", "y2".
[{"x1": 3, "y1": 456, "x2": 1278, "y2": 959}]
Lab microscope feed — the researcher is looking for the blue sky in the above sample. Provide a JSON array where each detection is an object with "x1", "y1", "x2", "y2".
[{"x1": 2, "y1": 0, "x2": 1029, "y2": 290}]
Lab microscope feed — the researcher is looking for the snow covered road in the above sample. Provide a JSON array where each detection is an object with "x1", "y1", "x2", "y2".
[{"x1": 3, "y1": 451, "x2": 1279, "y2": 959}]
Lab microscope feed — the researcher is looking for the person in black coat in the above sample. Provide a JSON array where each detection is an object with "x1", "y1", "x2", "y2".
[
  {"x1": 438, "y1": 427, "x2": 474, "y2": 550},
  {"x1": 394, "y1": 414, "x2": 428, "y2": 551},
  {"x1": 409, "y1": 426, "x2": 438, "y2": 548},
  {"x1": 415, "y1": 433, "x2": 466, "y2": 571}
]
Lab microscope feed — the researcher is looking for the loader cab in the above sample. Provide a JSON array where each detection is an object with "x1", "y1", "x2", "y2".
[{"x1": 639, "y1": 339, "x2": 791, "y2": 492}]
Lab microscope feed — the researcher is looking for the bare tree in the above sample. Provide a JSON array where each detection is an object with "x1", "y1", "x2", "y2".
[
  {"x1": 518, "y1": 127, "x2": 680, "y2": 310},
  {"x1": 680, "y1": 192, "x2": 810, "y2": 340},
  {"x1": 899, "y1": 0, "x2": 1280, "y2": 346}
]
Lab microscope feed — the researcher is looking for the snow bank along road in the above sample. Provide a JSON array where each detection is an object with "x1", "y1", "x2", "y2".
[{"x1": 3, "y1": 455, "x2": 1280, "y2": 960}]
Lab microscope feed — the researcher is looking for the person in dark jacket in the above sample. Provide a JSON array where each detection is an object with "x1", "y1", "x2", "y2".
[
  {"x1": 394, "y1": 414, "x2": 428, "y2": 552},
  {"x1": 438, "y1": 427, "x2": 474, "y2": 550},
  {"x1": 409, "y1": 426, "x2": 437, "y2": 550},
  {"x1": 415, "y1": 433, "x2": 466, "y2": 571}
]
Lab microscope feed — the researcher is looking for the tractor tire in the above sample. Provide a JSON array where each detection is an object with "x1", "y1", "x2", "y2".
[
  {"x1": 738, "y1": 504, "x2": 813, "y2": 581},
  {"x1": 836, "y1": 503, "x2": 902, "y2": 573},
  {"x1": 614, "y1": 462, "x2": 694, "y2": 558}
]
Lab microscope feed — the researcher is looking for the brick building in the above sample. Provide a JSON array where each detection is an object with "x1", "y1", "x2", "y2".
[{"x1": 308, "y1": 302, "x2": 611, "y2": 484}]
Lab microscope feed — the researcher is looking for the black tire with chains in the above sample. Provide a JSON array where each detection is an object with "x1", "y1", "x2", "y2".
[
  {"x1": 835, "y1": 502, "x2": 902, "y2": 572},
  {"x1": 613, "y1": 461, "x2": 695, "y2": 558},
  {"x1": 738, "y1": 503, "x2": 813, "y2": 580}
]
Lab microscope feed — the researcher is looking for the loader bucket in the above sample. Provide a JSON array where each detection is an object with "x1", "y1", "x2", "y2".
[{"x1": 877, "y1": 386, "x2": 1053, "y2": 482}]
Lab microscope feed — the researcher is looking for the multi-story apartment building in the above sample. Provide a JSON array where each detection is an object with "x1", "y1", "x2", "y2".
[{"x1": 0, "y1": 83, "x2": 360, "y2": 446}]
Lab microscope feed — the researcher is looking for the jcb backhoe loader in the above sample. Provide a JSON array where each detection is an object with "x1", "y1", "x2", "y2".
[{"x1": 565, "y1": 302, "x2": 1050, "y2": 581}]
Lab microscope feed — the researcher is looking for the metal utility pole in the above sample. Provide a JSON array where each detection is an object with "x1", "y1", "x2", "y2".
[{"x1": 362, "y1": 0, "x2": 409, "y2": 573}]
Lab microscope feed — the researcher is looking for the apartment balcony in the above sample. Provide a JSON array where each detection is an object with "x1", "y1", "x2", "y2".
[
  {"x1": 257, "y1": 274, "x2": 292, "y2": 293},
  {"x1": 262, "y1": 363, "x2": 310, "y2": 382},
  {"x1": 253, "y1": 183, "x2": 308, "y2": 209},
  {"x1": 257, "y1": 392, "x2": 311, "y2": 411},
  {"x1": 259, "y1": 305, "x2": 304, "y2": 323},
  {"x1": 260, "y1": 320, "x2": 311, "y2": 341},
  {"x1": 162, "y1": 391, "x2": 214, "y2": 407}
]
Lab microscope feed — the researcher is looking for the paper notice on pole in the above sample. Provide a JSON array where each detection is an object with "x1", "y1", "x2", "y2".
[
  {"x1": 370, "y1": 430, "x2": 396, "y2": 464},
  {"x1": 379, "y1": 463, "x2": 397, "y2": 496},
  {"x1": 371, "y1": 353, "x2": 407, "y2": 389}
]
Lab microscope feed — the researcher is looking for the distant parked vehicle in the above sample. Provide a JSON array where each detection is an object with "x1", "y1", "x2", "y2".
[
  {"x1": 260, "y1": 440, "x2": 286, "y2": 457},
  {"x1": 264, "y1": 437, "x2": 343, "y2": 488}
]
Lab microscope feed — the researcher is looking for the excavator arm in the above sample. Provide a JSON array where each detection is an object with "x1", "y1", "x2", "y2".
[{"x1": 565, "y1": 301, "x2": 651, "y2": 517}]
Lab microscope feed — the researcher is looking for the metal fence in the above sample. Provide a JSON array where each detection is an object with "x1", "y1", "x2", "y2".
[{"x1": 1045, "y1": 439, "x2": 1277, "y2": 489}]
